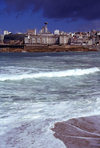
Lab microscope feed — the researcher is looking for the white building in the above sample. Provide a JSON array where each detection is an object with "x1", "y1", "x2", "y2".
[
  {"x1": 4, "y1": 30, "x2": 11, "y2": 35},
  {"x1": 54, "y1": 30, "x2": 60, "y2": 35},
  {"x1": 0, "y1": 35, "x2": 4, "y2": 44},
  {"x1": 88, "y1": 39, "x2": 93, "y2": 46},
  {"x1": 59, "y1": 35, "x2": 69, "y2": 45},
  {"x1": 25, "y1": 34, "x2": 59, "y2": 45}
]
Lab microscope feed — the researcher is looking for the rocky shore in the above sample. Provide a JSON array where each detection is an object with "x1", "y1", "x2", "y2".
[
  {"x1": 1, "y1": 115, "x2": 100, "y2": 148},
  {"x1": 0, "y1": 45, "x2": 98, "y2": 52},
  {"x1": 52, "y1": 116, "x2": 100, "y2": 148}
]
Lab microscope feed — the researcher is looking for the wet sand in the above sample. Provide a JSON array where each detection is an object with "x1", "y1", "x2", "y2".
[{"x1": 52, "y1": 116, "x2": 100, "y2": 148}]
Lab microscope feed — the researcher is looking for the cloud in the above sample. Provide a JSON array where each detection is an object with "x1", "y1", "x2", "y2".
[{"x1": 2, "y1": 0, "x2": 100, "y2": 20}]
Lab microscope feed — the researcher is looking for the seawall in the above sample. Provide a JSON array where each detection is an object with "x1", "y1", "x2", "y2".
[{"x1": 0, "y1": 45, "x2": 98, "y2": 52}]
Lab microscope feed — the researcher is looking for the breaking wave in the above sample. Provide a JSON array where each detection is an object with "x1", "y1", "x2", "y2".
[{"x1": 0, "y1": 67, "x2": 99, "y2": 81}]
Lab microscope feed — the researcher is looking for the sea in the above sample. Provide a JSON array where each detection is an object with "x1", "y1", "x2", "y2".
[{"x1": 0, "y1": 52, "x2": 100, "y2": 148}]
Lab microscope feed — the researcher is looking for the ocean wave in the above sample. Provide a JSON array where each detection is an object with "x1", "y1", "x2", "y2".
[{"x1": 0, "y1": 67, "x2": 99, "y2": 81}]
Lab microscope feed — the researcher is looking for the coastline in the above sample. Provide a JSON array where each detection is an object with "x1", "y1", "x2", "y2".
[
  {"x1": 1, "y1": 115, "x2": 100, "y2": 148},
  {"x1": 0, "y1": 45, "x2": 98, "y2": 52}
]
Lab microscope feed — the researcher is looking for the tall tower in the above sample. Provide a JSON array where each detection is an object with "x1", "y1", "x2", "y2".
[
  {"x1": 44, "y1": 22, "x2": 48, "y2": 33},
  {"x1": 40, "y1": 22, "x2": 49, "y2": 34}
]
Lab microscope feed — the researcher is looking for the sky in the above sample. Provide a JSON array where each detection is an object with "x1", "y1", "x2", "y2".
[{"x1": 0, "y1": 0, "x2": 100, "y2": 33}]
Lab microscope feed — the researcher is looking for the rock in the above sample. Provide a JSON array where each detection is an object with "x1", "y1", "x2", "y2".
[{"x1": 52, "y1": 116, "x2": 100, "y2": 148}]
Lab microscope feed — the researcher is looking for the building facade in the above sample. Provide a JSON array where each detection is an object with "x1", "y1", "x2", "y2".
[
  {"x1": 25, "y1": 34, "x2": 59, "y2": 45},
  {"x1": 0, "y1": 35, "x2": 4, "y2": 44},
  {"x1": 25, "y1": 23, "x2": 69, "y2": 46},
  {"x1": 59, "y1": 35, "x2": 69, "y2": 45}
]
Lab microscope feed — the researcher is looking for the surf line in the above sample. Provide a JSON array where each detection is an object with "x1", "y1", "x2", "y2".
[{"x1": 0, "y1": 67, "x2": 99, "y2": 81}]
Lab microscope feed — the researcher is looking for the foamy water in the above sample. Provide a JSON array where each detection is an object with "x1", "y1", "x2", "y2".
[
  {"x1": 0, "y1": 67, "x2": 99, "y2": 81},
  {"x1": 0, "y1": 52, "x2": 100, "y2": 148}
]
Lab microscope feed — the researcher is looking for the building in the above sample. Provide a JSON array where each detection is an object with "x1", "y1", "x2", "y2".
[
  {"x1": 27, "y1": 29, "x2": 37, "y2": 36},
  {"x1": 39, "y1": 22, "x2": 49, "y2": 34},
  {"x1": 96, "y1": 32, "x2": 100, "y2": 45},
  {"x1": 0, "y1": 35, "x2": 4, "y2": 44},
  {"x1": 4, "y1": 34, "x2": 25, "y2": 45},
  {"x1": 87, "y1": 39, "x2": 93, "y2": 46},
  {"x1": 25, "y1": 34, "x2": 59, "y2": 45},
  {"x1": 25, "y1": 23, "x2": 69, "y2": 46},
  {"x1": 54, "y1": 30, "x2": 60, "y2": 35},
  {"x1": 59, "y1": 35, "x2": 69, "y2": 45},
  {"x1": 4, "y1": 30, "x2": 11, "y2": 35}
]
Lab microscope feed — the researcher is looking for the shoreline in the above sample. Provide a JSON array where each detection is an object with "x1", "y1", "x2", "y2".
[
  {"x1": 0, "y1": 45, "x2": 98, "y2": 52},
  {"x1": 0, "y1": 115, "x2": 100, "y2": 148}
]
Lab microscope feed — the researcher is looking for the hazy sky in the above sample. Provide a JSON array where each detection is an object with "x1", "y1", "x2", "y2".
[{"x1": 0, "y1": 0, "x2": 100, "y2": 33}]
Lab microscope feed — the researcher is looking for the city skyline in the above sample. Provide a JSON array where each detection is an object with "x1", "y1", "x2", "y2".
[{"x1": 0, "y1": 0, "x2": 100, "y2": 33}]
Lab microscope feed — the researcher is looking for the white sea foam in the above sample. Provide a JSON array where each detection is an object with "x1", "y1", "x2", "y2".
[{"x1": 0, "y1": 67, "x2": 99, "y2": 81}]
